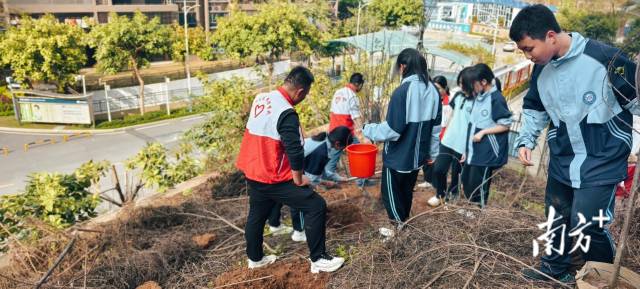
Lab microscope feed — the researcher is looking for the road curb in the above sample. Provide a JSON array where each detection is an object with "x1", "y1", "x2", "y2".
[{"x1": 0, "y1": 113, "x2": 210, "y2": 135}]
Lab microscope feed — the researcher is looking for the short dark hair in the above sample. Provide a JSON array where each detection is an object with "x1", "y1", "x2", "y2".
[
  {"x1": 509, "y1": 4, "x2": 561, "y2": 42},
  {"x1": 328, "y1": 126, "x2": 353, "y2": 148},
  {"x1": 433, "y1": 75, "x2": 449, "y2": 95},
  {"x1": 349, "y1": 73, "x2": 365, "y2": 85},
  {"x1": 285, "y1": 66, "x2": 315, "y2": 90}
]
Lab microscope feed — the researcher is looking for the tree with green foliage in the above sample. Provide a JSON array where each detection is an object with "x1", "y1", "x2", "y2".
[
  {"x1": 337, "y1": 0, "x2": 360, "y2": 19},
  {"x1": 333, "y1": 6, "x2": 383, "y2": 37},
  {"x1": 171, "y1": 24, "x2": 215, "y2": 62},
  {"x1": 86, "y1": 12, "x2": 172, "y2": 115},
  {"x1": 296, "y1": 62, "x2": 338, "y2": 128},
  {"x1": 0, "y1": 14, "x2": 86, "y2": 92},
  {"x1": 0, "y1": 160, "x2": 108, "y2": 250},
  {"x1": 213, "y1": 2, "x2": 323, "y2": 84},
  {"x1": 369, "y1": 0, "x2": 423, "y2": 28},
  {"x1": 212, "y1": 10, "x2": 256, "y2": 62},
  {"x1": 252, "y1": 2, "x2": 323, "y2": 80},
  {"x1": 558, "y1": 8, "x2": 620, "y2": 43},
  {"x1": 184, "y1": 76, "x2": 253, "y2": 171}
]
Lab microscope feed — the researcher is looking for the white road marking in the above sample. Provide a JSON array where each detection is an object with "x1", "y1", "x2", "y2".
[
  {"x1": 181, "y1": 115, "x2": 205, "y2": 122},
  {"x1": 135, "y1": 123, "x2": 170, "y2": 130},
  {"x1": 0, "y1": 183, "x2": 14, "y2": 189}
]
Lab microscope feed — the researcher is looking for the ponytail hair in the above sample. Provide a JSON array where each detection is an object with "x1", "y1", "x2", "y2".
[{"x1": 395, "y1": 48, "x2": 429, "y2": 85}]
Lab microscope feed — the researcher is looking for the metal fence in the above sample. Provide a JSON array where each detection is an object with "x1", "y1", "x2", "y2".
[{"x1": 93, "y1": 86, "x2": 205, "y2": 114}]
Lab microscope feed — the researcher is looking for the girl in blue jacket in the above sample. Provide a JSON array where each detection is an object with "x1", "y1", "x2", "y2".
[
  {"x1": 460, "y1": 63, "x2": 512, "y2": 208},
  {"x1": 363, "y1": 48, "x2": 442, "y2": 238}
]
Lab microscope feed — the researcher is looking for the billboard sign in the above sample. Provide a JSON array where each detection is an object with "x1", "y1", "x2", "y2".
[{"x1": 18, "y1": 97, "x2": 92, "y2": 125}]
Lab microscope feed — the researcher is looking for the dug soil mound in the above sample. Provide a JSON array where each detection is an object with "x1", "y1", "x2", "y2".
[{"x1": 213, "y1": 258, "x2": 328, "y2": 289}]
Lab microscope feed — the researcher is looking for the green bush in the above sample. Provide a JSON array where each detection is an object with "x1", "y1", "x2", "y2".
[
  {"x1": 184, "y1": 76, "x2": 252, "y2": 171},
  {"x1": 126, "y1": 142, "x2": 202, "y2": 193},
  {"x1": 440, "y1": 42, "x2": 495, "y2": 67},
  {"x1": 0, "y1": 87, "x2": 14, "y2": 117},
  {"x1": 0, "y1": 160, "x2": 109, "y2": 250},
  {"x1": 95, "y1": 107, "x2": 201, "y2": 129},
  {"x1": 297, "y1": 62, "x2": 338, "y2": 129}
]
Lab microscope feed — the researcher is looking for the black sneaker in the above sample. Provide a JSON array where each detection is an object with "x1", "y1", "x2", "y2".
[{"x1": 521, "y1": 268, "x2": 576, "y2": 284}]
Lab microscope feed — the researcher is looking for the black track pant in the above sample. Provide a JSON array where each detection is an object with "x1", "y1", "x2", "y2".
[
  {"x1": 431, "y1": 145, "x2": 463, "y2": 198},
  {"x1": 539, "y1": 177, "x2": 616, "y2": 276},
  {"x1": 381, "y1": 166, "x2": 419, "y2": 223},
  {"x1": 461, "y1": 165, "x2": 494, "y2": 207}
]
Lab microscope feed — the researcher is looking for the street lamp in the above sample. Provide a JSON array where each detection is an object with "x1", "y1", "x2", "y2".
[{"x1": 183, "y1": 0, "x2": 200, "y2": 112}]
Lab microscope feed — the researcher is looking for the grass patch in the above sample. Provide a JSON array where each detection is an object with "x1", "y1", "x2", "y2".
[
  {"x1": 0, "y1": 115, "x2": 91, "y2": 129},
  {"x1": 94, "y1": 107, "x2": 204, "y2": 129},
  {"x1": 440, "y1": 41, "x2": 495, "y2": 66},
  {"x1": 0, "y1": 107, "x2": 206, "y2": 130}
]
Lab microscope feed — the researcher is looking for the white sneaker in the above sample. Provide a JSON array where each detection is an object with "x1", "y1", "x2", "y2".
[
  {"x1": 310, "y1": 254, "x2": 345, "y2": 273},
  {"x1": 417, "y1": 181, "x2": 432, "y2": 188},
  {"x1": 291, "y1": 230, "x2": 307, "y2": 242},
  {"x1": 269, "y1": 224, "x2": 293, "y2": 236},
  {"x1": 427, "y1": 195, "x2": 441, "y2": 207},
  {"x1": 248, "y1": 254, "x2": 277, "y2": 269},
  {"x1": 379, "y1": 227, "x2": 395, "y2": 238}
]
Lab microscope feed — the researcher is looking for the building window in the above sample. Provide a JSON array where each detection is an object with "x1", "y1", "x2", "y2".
[
  {"x1": 472, "y1": 4, "x2": 512, "y2": 27},
  {"x1": 440, "y1": 6, "x2": 453, "y2": 22}
]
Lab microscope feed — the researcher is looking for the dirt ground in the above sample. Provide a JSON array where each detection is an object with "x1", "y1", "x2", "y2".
[{"x1": 0, "y1": 160, "x2": 639, "y2": 289}]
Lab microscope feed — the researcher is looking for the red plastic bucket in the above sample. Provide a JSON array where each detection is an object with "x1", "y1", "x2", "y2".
[{"x1": 345, "y1": 144, "x2": 378, "y2": 178}]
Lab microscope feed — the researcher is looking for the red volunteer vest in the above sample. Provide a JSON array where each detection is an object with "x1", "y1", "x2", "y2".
[
  {"x1": 236, "y1": 88, "x2": 300, "y2": 184},
  {"x1": 329, "y1": 84, "x2": 358, "y2": 133}
]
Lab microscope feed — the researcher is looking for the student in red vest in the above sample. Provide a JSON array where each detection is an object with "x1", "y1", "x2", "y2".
[
  {"x1": 325, "y1": 73, "x2": 374, "y2": 187},
  {"x1": 236, "y1": 66, "x2": 344, "y2": 273}
]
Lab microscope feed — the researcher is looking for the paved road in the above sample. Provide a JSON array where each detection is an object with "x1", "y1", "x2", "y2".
[{"x1": 0, "y1": 115, "x2": 207, "y2": 196}]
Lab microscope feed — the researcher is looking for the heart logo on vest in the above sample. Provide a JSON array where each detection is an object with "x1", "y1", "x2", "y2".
[{"x1": 254, "y1": 104, "x2": 265, "y2": 117}]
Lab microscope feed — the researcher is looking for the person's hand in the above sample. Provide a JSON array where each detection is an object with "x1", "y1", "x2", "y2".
[
  {"x1": 518, "y1": 147, "x2": 534, "y2": 166},
  {"x1": 297, "y1": 175, "x2": 311, "y2": 187},
  {"x1": 292, "y1": 170, "x2": 311, "y2": 186},
  {"x1": 472, "y1": 131, "x2": 485, "y2": 142},
  {"x1": 459, "y1": 154, "x2": 466, "y2": 163},
  {"x1": 321, "y1": 180, "x2": 337, "y2": 188},
  {"x1": 360, "y1": 137, "x2": 373, "y2": 144}
]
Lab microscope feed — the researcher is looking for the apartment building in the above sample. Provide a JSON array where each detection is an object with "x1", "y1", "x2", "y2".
[
  {"x1": 2, "y1": 0, "x2": 179, "y2": 27},
  {"x1": 0, "y1": 0, "x2": 262, "y2": 31}
]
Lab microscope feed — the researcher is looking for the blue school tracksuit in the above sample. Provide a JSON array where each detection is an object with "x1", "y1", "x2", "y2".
[
  {"x1": 363, "y1": 74, "x2": 442, "y2": 223},
  {"x1": 515, "y1": 32, "x2": 638, "y2": 276},
  {"x1": 461, "y1": 86, "x2": 512, "y2": 207},
  {"x1": 268, "y1": 137, "x2": 331, "y2": 232}
]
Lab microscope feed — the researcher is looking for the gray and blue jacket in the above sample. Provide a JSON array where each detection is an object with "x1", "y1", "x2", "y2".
[
  {"x1": 363, "y1": 74, "x2": 442, "y2": 171},
  {"x1": 303, "y1": 137, "x2": 330, "y2": 176},
  {"x1": 466, "y1": 86, "x2": 513, "y2": 167},
  {"x1": 515, "y1": 32, "x2": 638, "y2": 188}
]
